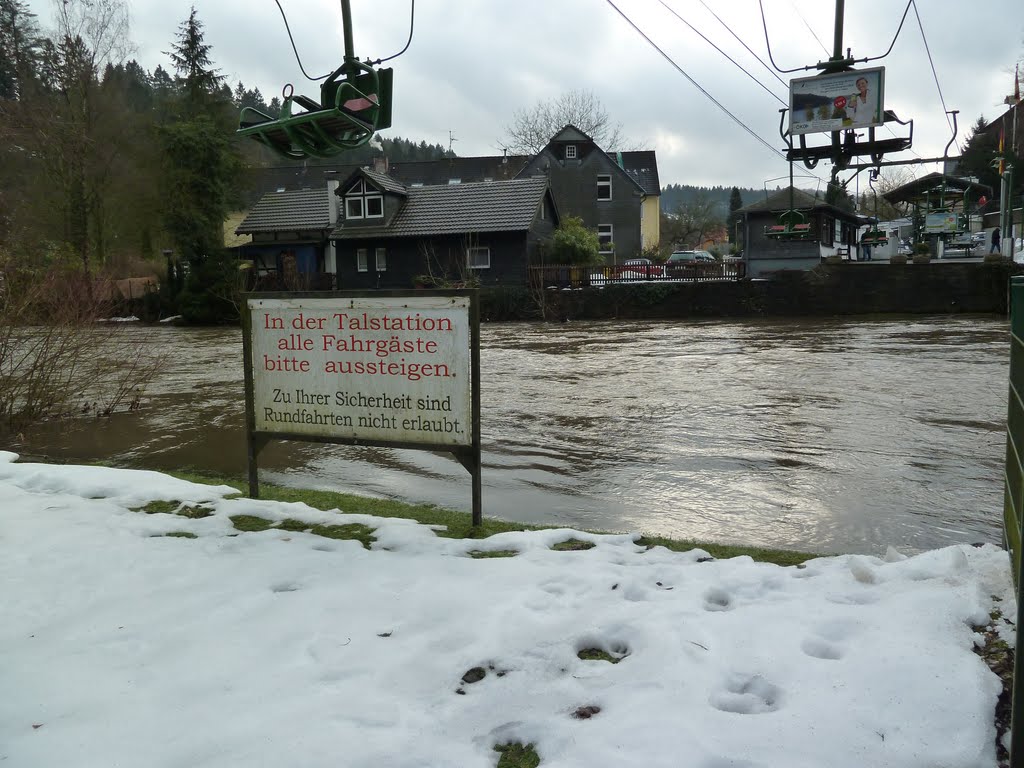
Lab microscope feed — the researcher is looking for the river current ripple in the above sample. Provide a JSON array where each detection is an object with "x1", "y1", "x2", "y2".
[{"x1": 17, "y1": 315, "x2": 1009, "y2": 555}]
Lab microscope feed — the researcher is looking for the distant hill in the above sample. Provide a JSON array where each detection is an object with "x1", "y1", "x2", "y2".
[{"x1": 659, "y1": 184, "x2": 819, "y2": 215}]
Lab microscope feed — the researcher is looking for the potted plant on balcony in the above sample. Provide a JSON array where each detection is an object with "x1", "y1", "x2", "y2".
[{"x1": 911, "y1": 242, "x2": 931, "y2": 264}]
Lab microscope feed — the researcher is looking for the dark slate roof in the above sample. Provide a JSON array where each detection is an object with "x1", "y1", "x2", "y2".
[
  {"x1": 331, "y1": 176, "x2": 550, "y2": 239},
  {"x1": 360, "y1": 167, "x2": 408, "y2": 195},
  {"x1": 738, "y1": 186, "x2": 866, "y2": 222},
  {"x1": 236, "y1": 188, "x2": 330, "y2": 234},
  {"x1": 738, "y1": 187, "x2": 827, "y2": 213},
  {"x1": 385, "y1": 155, "x2": 531, "y2": 185},
  {"x1": 618, "y1": 151, "x2": 660, "y2": 196},
  {"x1": 882, "y1": 172, "x2": 992, "y2": 204}
]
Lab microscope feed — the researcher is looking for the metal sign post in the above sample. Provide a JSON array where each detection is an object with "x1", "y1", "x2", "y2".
[
  {"x1": 241, "y1": 290, "x2": 483, "y2": 526},
  {"x1": 1004, "y1": 276, "x2": 1024, "y2": 768}
]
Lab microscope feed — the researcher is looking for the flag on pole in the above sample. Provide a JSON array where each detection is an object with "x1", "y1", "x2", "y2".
[{"x1": 999, "y1": 126, "x2": 1005, "y2": 176}]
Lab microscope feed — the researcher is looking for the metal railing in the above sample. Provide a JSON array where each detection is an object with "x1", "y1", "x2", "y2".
[
  {"x1": 1004, "y1": 274, "x2": 1024, "y2": 768},
  {"x1": 529, "y1": 261, "x2": 745, "y2": 289}
]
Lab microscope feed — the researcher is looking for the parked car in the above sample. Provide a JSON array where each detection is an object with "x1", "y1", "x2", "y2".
[
  {"x1": 948, "y1": 232, "x2": 975, "y2": 251},
  {"x1": 665, "y1": 249, "x2": 720, "y2": 278},
  {"x1": 616, "y1": 258, "x2": 665, "y2": 279},
  {"x1": 667, "y1": 250, "x2": 716, "y2": 264},
  {"x1": 972, "y1": 231, "x2": 987, "y2": 245}
]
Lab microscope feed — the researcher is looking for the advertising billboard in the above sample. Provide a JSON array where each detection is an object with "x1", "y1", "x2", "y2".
[
  {"x1": 924, "y1": 212, "x2": 958, "y2": 234},
  {"x1": 789, "y1": 67, "x2": 885, "y2": 136}
]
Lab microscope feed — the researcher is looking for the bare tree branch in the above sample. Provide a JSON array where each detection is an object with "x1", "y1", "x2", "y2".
[{"x1": 502, "y1": 89, "x2": 641, "y2": 154}]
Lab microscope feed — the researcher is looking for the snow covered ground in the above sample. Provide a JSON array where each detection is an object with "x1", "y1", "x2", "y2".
[{"x1": 0, "y1": 451, "x2": 1015, "y2": 767}]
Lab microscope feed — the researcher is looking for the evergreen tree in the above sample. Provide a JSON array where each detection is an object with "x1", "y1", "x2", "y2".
[
  {"x1": 160, "y1": 6, "x2": 240, "y2": 322},
  {"x1": 727, "y1": 187, "x2": 743, "y2": 243},
  {"x1": 0, "y1": 0, "x2": 42, "y2": 99},
  {"x1": 167, "y1": 6, "x2": 222, "y2": 116}
]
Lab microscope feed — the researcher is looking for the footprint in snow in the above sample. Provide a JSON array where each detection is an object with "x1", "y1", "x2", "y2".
[
  {"x1": 709, "y1": 674, "x2": 782, "y2": 714},
  {"x1": 703, "y1": 587, "x2": 733, "y2": 612},
  {"x1": 800, "y1": 636, "x2": 843, "y2": 660}
]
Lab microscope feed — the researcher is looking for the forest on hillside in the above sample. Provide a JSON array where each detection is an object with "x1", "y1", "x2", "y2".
[{"x1": 660, "y1": 184, "x2": 793, "y2": 215}]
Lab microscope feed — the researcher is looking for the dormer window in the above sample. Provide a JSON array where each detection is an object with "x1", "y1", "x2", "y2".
[
  {"x1": 565, "y1": 145, "x2": 577, "y2": 159},
  {"x1": 344, "y1": 178, "x2": 383, "y2": 221}
]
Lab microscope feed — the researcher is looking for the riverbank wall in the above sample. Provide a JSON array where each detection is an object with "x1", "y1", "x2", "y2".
[{"x1": 480, "y1": 261, "x2": 1022, "y2": 321}]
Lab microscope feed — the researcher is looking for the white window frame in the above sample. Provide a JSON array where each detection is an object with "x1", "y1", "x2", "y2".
[
  {"x1": 597, "y1": 175, "x2": 612, "y2": 201},
  {"x1": 598, "y1": 224, "x2": 613, "y2": 254},
  {"x1": 345, "y1": 197, "x2": 364, "y2": 219},
  {"x1": 356, "y1": 248, "x2": 368, "y2": 272},
  {"x1": 565, "y1": 144, "x2": 577, "y2": 159},
  {"x1": 365, "y1": 194, "x2": 383, "y2": 218},
  {"x1": 467, "y1": 246, "x2": 491, "y2": 270},
  {"x1": 345, "y1": 178, "x2": 385, "y2": 221},
  {"x1": 375, "y1": 247, "x2": 387, "y2": 272}
]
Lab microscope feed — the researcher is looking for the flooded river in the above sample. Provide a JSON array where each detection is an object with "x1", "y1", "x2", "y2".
[{"x1": 13, "y1": 315, "x2": 1010, "y2": 555}]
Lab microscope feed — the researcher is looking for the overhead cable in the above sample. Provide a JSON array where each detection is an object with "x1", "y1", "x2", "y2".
[
  {"x1": 605, "y1": 0, "x2": 788, "y2": 164},
  {"x1": 910, "y1": 0, "x2": 959, "y2": 153},
  {"x1": 696, "y1": 0, "x2": 787, "y2": 88},
  {"x1": 657, "y1": 0, "x2": 785, "y2": 106}
]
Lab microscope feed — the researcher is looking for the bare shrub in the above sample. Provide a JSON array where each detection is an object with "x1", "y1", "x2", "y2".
[{"x1": 0, "y1": 249, "x2": 166, "y2": 436}]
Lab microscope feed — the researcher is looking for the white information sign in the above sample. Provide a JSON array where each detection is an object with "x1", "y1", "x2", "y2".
[{"x1": 248, "y1": 295, "x2": 472, "y2": 447}]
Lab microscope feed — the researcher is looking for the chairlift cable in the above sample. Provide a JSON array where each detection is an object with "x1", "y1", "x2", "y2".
[
  {"x1": 758, "y1": 0, "x2": 817, "y2": 74},
  {"x1": 696, "y1": 0, "x2": 787, "y2": 88},
  {"x1": 657, "y1": 0, "x2": 786, "y2": 106},
  {"x1": 789, "y1": 1, "x2": 830, "y2": 58},
  {"x1": 605, "y1": 0, "x2": 792, "y2": 167},
  {"x1": 273, "y1": 0, "x2": 331, "y2": 81},
  {"x1": 861, "y1": 0, "x2": 913, "y2": 63},
  {"x1": 910, "y1": 0, "x2": 959, "y2": 154},
  {"x1": 370, "y1": 0, "x2": 415, "y2": 65}
]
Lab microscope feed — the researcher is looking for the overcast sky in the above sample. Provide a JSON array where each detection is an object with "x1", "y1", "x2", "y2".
[{"x1": 29, "y1": 0, "x2": 1024, "y2": 193}]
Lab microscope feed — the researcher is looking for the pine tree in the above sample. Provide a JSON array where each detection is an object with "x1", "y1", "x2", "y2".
[
  {"x1": 727, "y1": 187, "x2": 743, "y2": 243},
  {"x1": 0, "y1": 0, "x2": 42, "y2": 99},
  {"x1": 167, "y1": 6, "x2": 222, "y2": 115}
]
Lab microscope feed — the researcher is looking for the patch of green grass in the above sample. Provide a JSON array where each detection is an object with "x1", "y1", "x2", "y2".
[
  {"x1": 134, "y1": 500, "x2": 180, "y2": 515},
  {"x1": 551, "y1": 539, "x2": 595, "y2": 552},
  {"x1": 168, "y1": 469, "x2": 547, "y2": 541},
  {"x1": 177, "y1": 504, "x2": 214, "y2": 519},
  {"x1": 494, "y1": 742, "x2": 540, "y2": 768},
  {"x1": 309, "y1": 523, "x2": 375, "y2": 549},
  {"x1": 469, "y1": 549, "x2": 519, "y2": 559},
  {"x1": 131, "y1": 500, "x2": 213, "y2": 519},
  {"x1": 161, "y1": 531, "x2": 197, "y2": 539},
  {"x1": 577, "y1": 648, "x2": 622, "y2": 664},
  {"x1": 635, "y1": 535, "x2": 816, "y2": 567},
  {"x1": 229, "y1": 515, "x2": 274, "y2": 532},
  {"x1": 277, "y1": 518, "x2": 313, "y2": 532},
  {"x1": 165, "y1": 470, "x2": 818, "y2": 566}
]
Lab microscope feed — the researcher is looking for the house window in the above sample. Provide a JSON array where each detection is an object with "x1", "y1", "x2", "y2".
[
  {"x1": 597, "y1": 175, "x2": 612, "y2": 201},
  {"x1": 357, "y1": 248, "x2": 368, "y2": 272},
  {"x1": 346, "y1": 197, "x2": 364, "y2": 219},
  {"x1": 467, "y1": 246, "x2": 491, "y2": 270},
  {"x1": 598, "y1": 224, "x2": 613, "y2": 253},
  {"x1": 565, "y1": 144, "x2": 577, "y2": 159},
  {"x1": 375, "y1": 247, "x2": 387, "y2": 271},
  {"x1": 821, "y1": 217, "x2": 832, "y2": 245},
  {"x1": 345, "y1": 178, "x2": 383, "y2": 220},
  {"x1": 448, "y1": 178, "x2": 461, "y2": 185}
]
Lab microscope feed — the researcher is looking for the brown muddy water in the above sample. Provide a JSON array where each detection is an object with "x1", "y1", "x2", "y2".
[{"x1": 10, "y1": 315, "x2": 1010, "y2": 555}]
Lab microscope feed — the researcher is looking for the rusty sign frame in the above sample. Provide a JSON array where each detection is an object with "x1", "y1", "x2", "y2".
[{"x1": 241, "y1": 289, "x2": 483, "y2": 526}]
